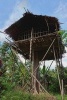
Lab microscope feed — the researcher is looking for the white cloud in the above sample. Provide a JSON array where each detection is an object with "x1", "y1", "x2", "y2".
[
  {"x1": 53, "y1": 1, "x2": 67, "y2": 30},
  {"x1": 0, "y1": 32, "x2": 11, "y2": 43},
  {"x1": 2, "y1": 0, "x2": 28, "y2": 31},
  {"x1": 0, "y1": 33, "x2": 6, "y2": 42},
  {"x1": 54, "y1": 1, "x2": 67, "y2": 19},
  {"x1": 0, "y1": 0, "x2": 28, "y2": 42}
]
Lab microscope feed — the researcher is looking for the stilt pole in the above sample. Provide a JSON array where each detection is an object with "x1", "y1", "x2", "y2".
[
  {"x1": 30, "y1": 29, "x2": 40, "y2": 93},
  {"x1": 53, "y1": 46, "x2": 62, "y2": 95},
  {"x1": 30, "y1": 28, "x2": 33, "y2": 92},
  {"x1": 61, "y1": 79, "x2": 64, "y2": 100}
]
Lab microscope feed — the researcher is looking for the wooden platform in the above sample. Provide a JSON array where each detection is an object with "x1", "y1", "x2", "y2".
[{"x1": 12, "y1": 33, "x2": 64, "y2": 61}]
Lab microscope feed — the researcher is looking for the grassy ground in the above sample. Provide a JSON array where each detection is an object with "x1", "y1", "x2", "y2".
[
  {"x1": 0, "y1": 90, "x2": 56, "y2": 100},
  {"x1": 55, "y1": 94, "x2": 67, "y2": 100},
  {"x1": 0, "y1": 88, "x2": 67, "y2": 100}
]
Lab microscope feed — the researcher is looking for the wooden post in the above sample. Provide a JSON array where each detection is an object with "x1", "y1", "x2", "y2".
[
  {"x1": 57, "y1": 57, "x2": 64, "y2": 100},
  {"x1": 30, "y1": 28, "x2": 33, "y2": 93},
  {"x1": 29, "y1": 28, "x2": 33, "y2": 61},
  {"x1": 30, "y1": 28, "x2": 40, "y2": 93},
  {"x1": 53, "y1": 46, "x2": 62, "y2": 93},
  {"x1": 61, "y1": 79, "x2": 64, "y2": 100},
  {"x1": 32, "y1": 50, "x2": 40, "y2": 93},
  {"x1": 43, "y1": 61, "x2": 46, "y2": 88},
  {"x1": 53, "y1": 46, "x2": 64, "y2": 100}
]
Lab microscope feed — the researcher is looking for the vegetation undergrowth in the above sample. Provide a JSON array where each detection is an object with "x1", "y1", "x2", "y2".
[
  {"x1": 55, "y1": 94, "x2": 67, "y2": 100},
  {"x1": 0, "y1": 89, "x2": 55, "y2": 100}
]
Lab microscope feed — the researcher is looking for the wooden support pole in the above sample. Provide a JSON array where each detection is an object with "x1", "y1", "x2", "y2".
[
  {"x1": 61, "y1": 79, "x2": 64, "y2": 100},
  {"x1": 57, "y1": 35, "x2": 64, "y2": 100},
  {"x1": 59, "y1": 59, "x2": 64, "y2": 100},
  {"x1": 53, "y1": 46, "x2": 62, "y2": 95},
  {"x1": 29, "y1": 28, "x2": 33, "y2": 61},
  {"x1": 32, "y1": 51, "x2": 40, "y2": 93},
  {"x1": 29, "y1": 28, "x2": 33, "y2": 93},
  {"x1": 42, "y1": 38, "x2": 56, "y2": 61},
  {"x1": 30, "y1": 29, "x2": 40, "y2": 93},
  {"x1": 43, "y1": 61, "x2": 45, "y2": 75},
  {"x1": 31, "y1": 72, "x2": 51, "y2": 96},
  {"x1": 56, "y1": 55, "x2": 64, "y2": 100}
]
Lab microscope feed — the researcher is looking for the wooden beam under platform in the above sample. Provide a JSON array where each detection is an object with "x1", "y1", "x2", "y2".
[{"x1": 11, "y1": 33, "x2": 64, "y2": 61}]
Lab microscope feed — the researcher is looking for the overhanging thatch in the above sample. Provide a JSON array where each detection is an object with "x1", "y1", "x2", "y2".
[{"x1": 5, "y1": 12, "x2": 60, "y2": 41}]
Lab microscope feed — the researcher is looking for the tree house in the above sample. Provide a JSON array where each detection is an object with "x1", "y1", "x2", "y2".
[{"x1": 5, "y1": 12, "x2": 64, "y2": 93}]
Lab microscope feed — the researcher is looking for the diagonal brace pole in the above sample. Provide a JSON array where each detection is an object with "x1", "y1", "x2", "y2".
[{"x1": 34, "y1": 38, "x2": 56, "y2": 74}]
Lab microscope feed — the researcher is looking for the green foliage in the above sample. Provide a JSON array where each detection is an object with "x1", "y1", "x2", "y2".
[
  {"x1": 0, "y1": 43, "x2": 30, "y2": 96},
  {"x1": 55, "y1": 94, "x2": 67, "y2": 100},
  {"x1": 0, "y1": 90, "x2": 33, "y2": 100},
  {"x1": 58, "y1": 30, "x2": 67, "y2": 46},
  {"x1": 1, "y1": 90, "x2": 55, "y2": 100},
  {"x1": 40, "y1": 67, "x2": 67, "y2": 93}
]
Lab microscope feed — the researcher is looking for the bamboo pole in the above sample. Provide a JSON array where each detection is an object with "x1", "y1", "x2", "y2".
[
  {"x1": 29, "y1": 28, "x2": 33, "y2": 61},
  {"x1": 42, "y1": 38, "x2": 56, "y2": 61},
  {"x1": 30, "y1": 28, "x2": 34, "y2": 93},
  {"x1": 56, "y1": 30, "x2": 64, "y2": 100},
  {"x1": 53, "y1": 46, "x2": 62, "y2": 95},
  {"x1": 61, "y1": 79, "x2": 64, "y2": 100}
]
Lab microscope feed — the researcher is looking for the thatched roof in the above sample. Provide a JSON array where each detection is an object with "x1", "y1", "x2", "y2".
[{"x1": 5, "y1": 12, "x2": 60, "y2": 41}]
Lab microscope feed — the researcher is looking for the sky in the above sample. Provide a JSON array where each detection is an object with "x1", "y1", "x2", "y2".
[{"x1": 0, "y1": 0, "x2": 67, "y2": 68}]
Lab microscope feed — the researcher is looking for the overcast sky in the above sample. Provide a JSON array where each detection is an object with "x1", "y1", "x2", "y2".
[{"x1": 0, "y1": 0, "x2": 67, "y2": 68}]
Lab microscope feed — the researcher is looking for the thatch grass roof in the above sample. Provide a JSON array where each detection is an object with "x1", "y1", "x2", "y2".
[
  {"x1": 4, "y1": 12, "x2": 64, "y2": 60},
  {"x1": 5, "y1": 12, "x2": 60, "y2": 41}
]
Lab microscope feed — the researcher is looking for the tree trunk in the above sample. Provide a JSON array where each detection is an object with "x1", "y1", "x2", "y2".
[{"x1": 32, "y1": 50, "x2": 40, "y2": 93}]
